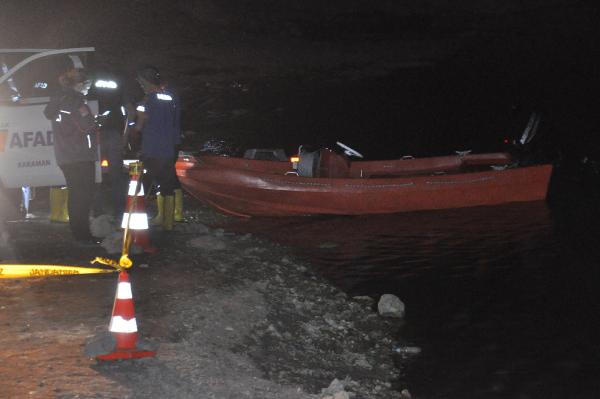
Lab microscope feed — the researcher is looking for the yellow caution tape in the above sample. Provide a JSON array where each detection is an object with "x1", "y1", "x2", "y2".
[
  {"x1": 91, "y1": 256, "x2": 133, "y2": 270},
  {"x1": 91, "y1": 257, "x2": 120, "y2": 269},
  {"x1": 0, "y1": 264, "x2": 117, "y2": 279},
  {"x1": 119, "y1": 254, "x2": 133, "y2": 269},
  {"x1": 2, "y1": 162, "x2": 144, "y2": 280}
]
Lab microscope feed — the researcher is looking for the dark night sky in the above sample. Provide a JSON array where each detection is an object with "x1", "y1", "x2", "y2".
[{"x1": 1, "y1": 1, "x2": 597, "y2": 157}]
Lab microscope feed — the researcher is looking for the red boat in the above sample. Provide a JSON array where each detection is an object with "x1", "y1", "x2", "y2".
[{"x1": 175, "y1": 147, "x2": 552, "y2": 217}]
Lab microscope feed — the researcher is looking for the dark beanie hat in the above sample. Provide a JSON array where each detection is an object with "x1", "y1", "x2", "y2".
[{"x1": 137, "y1": 65, "x2": 161, "y2": 85}]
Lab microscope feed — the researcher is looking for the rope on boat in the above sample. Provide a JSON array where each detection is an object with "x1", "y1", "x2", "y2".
[{"x1": 426, "y1": 176, "x2": 495, "y2": 185}]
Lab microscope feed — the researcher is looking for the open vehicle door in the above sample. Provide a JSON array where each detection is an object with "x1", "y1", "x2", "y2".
[{"x1": 0, "y1": 47, "x2": 100, "y2": 189}]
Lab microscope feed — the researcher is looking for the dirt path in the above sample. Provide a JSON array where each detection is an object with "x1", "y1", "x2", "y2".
[{"x1": 1, "y1": 203, "x2": 404, "y2": 399}]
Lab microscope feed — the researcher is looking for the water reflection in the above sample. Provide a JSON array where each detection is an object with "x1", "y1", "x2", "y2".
[{"x1": 225, "y1": 199, "x2": 600, "y2": 398}]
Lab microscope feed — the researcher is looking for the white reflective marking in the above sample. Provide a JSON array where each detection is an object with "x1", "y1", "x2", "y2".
[
  {"x1": 68, "y1": 54, "x2": 84, "y2": 69},
  {"x1": 122, "y1": 159, "x2": 140, "y2": 166},
  {"x1": 128, "y1": 180, "x2": 145, "y2": 196},
  {"x1": 128, "y1": 121, "x2": 136, "y2": 126},
  {"x1": 34, "y1": 81, "x2": 48, "y2": 89},
  {"x1": 121, "y1": 106, "x2": 126, "y2": 116},
  {"x1": 101, "y1": 110, "x2": 111, "y2": 116},
  {"x1": 95, "y1": 79, "x2": 118, "y2": 89},
  {"x1": 87, "y1": 135, "x2": 92, "y2": 148},
  {"x1": 136, "y1": 105, "x2": 145, "y2": 112},
  {"x1": 156, "y1": 93, "x2": 172, "y2": 101},
  {"x1": 117, "y1": 282, "x2": 133, "y2": 299},
  {"x1": 55, "y1": 114, "x2": 62, "y2": 122},
  {"x1": 121, "y1": 213, "x2": 149, "y2": 230},
  {"x1": 59, "y1": 109, "x2": 71, "y2": 114},
  {"x1": 109, "y1": 316, "x2": 138, "y2": 333}
]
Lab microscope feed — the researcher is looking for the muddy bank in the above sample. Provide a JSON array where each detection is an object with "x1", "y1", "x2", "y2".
[{"x1": 0, "y1": 199, "x2": 406, "y2": 399}]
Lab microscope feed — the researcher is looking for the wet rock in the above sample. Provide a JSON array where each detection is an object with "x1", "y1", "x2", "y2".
[
  {"x1": 393, "y1": 345, "x2": 421, "y2": 356},
  {"x1": 352, "y1": 353, "x2": 373, "y2": 369},
  {"x1": 352, "y1": 295, "x2": 375, "y2": 307},
  {"x1": 136, "y1": 336, "x2": 160, "y2": 352},
  {"x1": 400, "y1": 389, "x2": 412, "y2": 398},
  {"x1": 377, "y1": 294, "x2": 405, "y2": 318},
  {"x1": 179, "y1": 222, "x2": 210, "y2": 235},
  {"x1": 91, "y1": 214, "x2": 115, "y2": 238},
  {"x1": 322, "y1": 392, "x2": 350, "y2": 399},
  {"x1": 320, "y1": 377, "x2": 355, "y2": 399},
  {"x1": 213, "y1": 228, "x2": 225, "y2": 237},
  {"x1": 187, "y1": 235, "x2": 226, "y2": 250},
  {"x1": 84, "y1": 331, "x2": 116, "y2": 357},
  {"x1": 100, "y1": 231, "x2": 144, "y2": 255},
  {"x1": 101, "y1": 232, "x2": 123, "y2": 254}
]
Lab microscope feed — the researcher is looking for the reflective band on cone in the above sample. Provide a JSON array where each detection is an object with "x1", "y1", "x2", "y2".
[
  {"x1": 127, "y1": 180, "x2": 145, "y2": 196},
  {"x1": 117, "y1": 281, "x2": 133, "y2": 299},
  {"x1": 109, "y1": 316, "x2": 138, "y2": 334},
  {"x1": 122, "y1": 177, "x2": 148, "y2": 230},
  {"x1": 121, "y1": 213, "x2": 149, "y2": 230}
]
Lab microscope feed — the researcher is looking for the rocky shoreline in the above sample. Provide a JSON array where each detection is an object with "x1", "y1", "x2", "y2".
[{"x1": 0, "y1": 199, "x2": 408, "y2": 398}]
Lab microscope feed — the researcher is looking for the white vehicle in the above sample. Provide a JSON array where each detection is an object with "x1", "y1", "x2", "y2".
[{"x1": 0, "y1": 48, "x2": 100, "y2": 191}]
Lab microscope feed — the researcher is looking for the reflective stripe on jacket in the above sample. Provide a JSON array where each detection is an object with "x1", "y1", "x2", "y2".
[{"x1": 44, "y1": 89, "x2": 97, "y2": 166}]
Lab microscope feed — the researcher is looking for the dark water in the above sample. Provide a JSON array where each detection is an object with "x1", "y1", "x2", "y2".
[
  {"x1": 225, "y1": 179, "x2": 600, "y2": 398},
  {"x1": 201, "y1": 11, "x2": 600, "y2": 396}
]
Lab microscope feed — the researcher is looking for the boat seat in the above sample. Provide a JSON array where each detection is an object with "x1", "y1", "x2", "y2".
[
  {"x1": 297, "y1": 147, "x2": 321, "y2": 177},
  {"x1": 297, "y1": 147, "x2": 350, "y2": 178},
  {"x1": 318, "y1": 149, "x2": 350, "y2": 178}
]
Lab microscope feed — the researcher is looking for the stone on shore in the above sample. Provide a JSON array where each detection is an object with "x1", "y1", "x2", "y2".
[
  {"x1": 320, "y1": 377, "x2": 356, "y2": 399},
  {"x1": 377, "y1": 294, "x2": 405, "y2": 318}
]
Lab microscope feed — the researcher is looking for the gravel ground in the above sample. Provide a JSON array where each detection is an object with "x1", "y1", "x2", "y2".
[{"x1": 0, "y1": 198, "x2": 405, "y2": 399}]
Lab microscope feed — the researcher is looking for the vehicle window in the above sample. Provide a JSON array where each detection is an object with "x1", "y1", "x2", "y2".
[
  {"x1": 0, "y1": 53, "x2": 74, "y2": 102},
  {"x1": 0, "y1": 54, "x2": 22, "y2": 103}
]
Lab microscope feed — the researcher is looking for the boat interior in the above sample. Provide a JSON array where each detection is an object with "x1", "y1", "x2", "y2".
[{"x1": 181, "y1": 147, "x2": 514, "y2": 180}]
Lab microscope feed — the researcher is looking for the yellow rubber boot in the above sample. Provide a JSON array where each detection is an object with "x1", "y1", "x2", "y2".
[
  {"x1": 174, "y1": 188, "x2": 184, "y2": 222},
  {"x1": 151, "y1": 194, "x2": 164, "y2": 225},
  {"x1": 49, "y1": 188, "x2": 58, "y2": 221},
  {"x1": 163, "y1": 195, "x2": 175, "y2": 231},
  {"x1": 49, "y1": 187, "x2": 69, "y2": 223}
]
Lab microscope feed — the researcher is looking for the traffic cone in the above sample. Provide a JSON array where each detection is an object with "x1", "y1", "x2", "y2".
[
  {"x1": 49, "y1": 187, "x2": 69, "y2": 222},
  {"x1": 94, "y1": 271, "x2": 158, "y2": 361},
  {"x1": 121, "y1": 162, "x2": 156, "y2": 253}
]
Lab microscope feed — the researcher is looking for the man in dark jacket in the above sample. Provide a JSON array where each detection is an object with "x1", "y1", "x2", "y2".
[
  {"x1": 94, "y1": 70, "x2": 127, "y2": 217},
  {"x1": 130, "y1": 66, "x2": 181, "y2": 231},
  {"x1": 44, "y1": 62, "x2": 98, "y2": 243}
]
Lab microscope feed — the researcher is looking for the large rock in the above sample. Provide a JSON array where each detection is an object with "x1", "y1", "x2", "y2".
[
  {"x1": 91, "y1": 214, "x2": 116, "y2": 238},
  {"x1": 84, "y1": 331, "x2": 116, "y2": 357},
  {"x1": 188, "y1": 235, "x2": 226, "y2": 251},
  {"x1": 101, "y1": 231, "x2": 123, "y2": 254},
  {"x1": 101, "y1": 231, "x2": 144, "y2": 255},
  {"x1": 377, "y1": 294, "x2": 405, "y2": 318},
  {"x1": 320, "y1": 378, "x2": 354, "y2": 399}
]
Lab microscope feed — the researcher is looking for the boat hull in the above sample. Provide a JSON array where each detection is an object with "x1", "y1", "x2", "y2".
[{"x1": 176, "y1": 155, "x2": 552, "y2": 217}]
